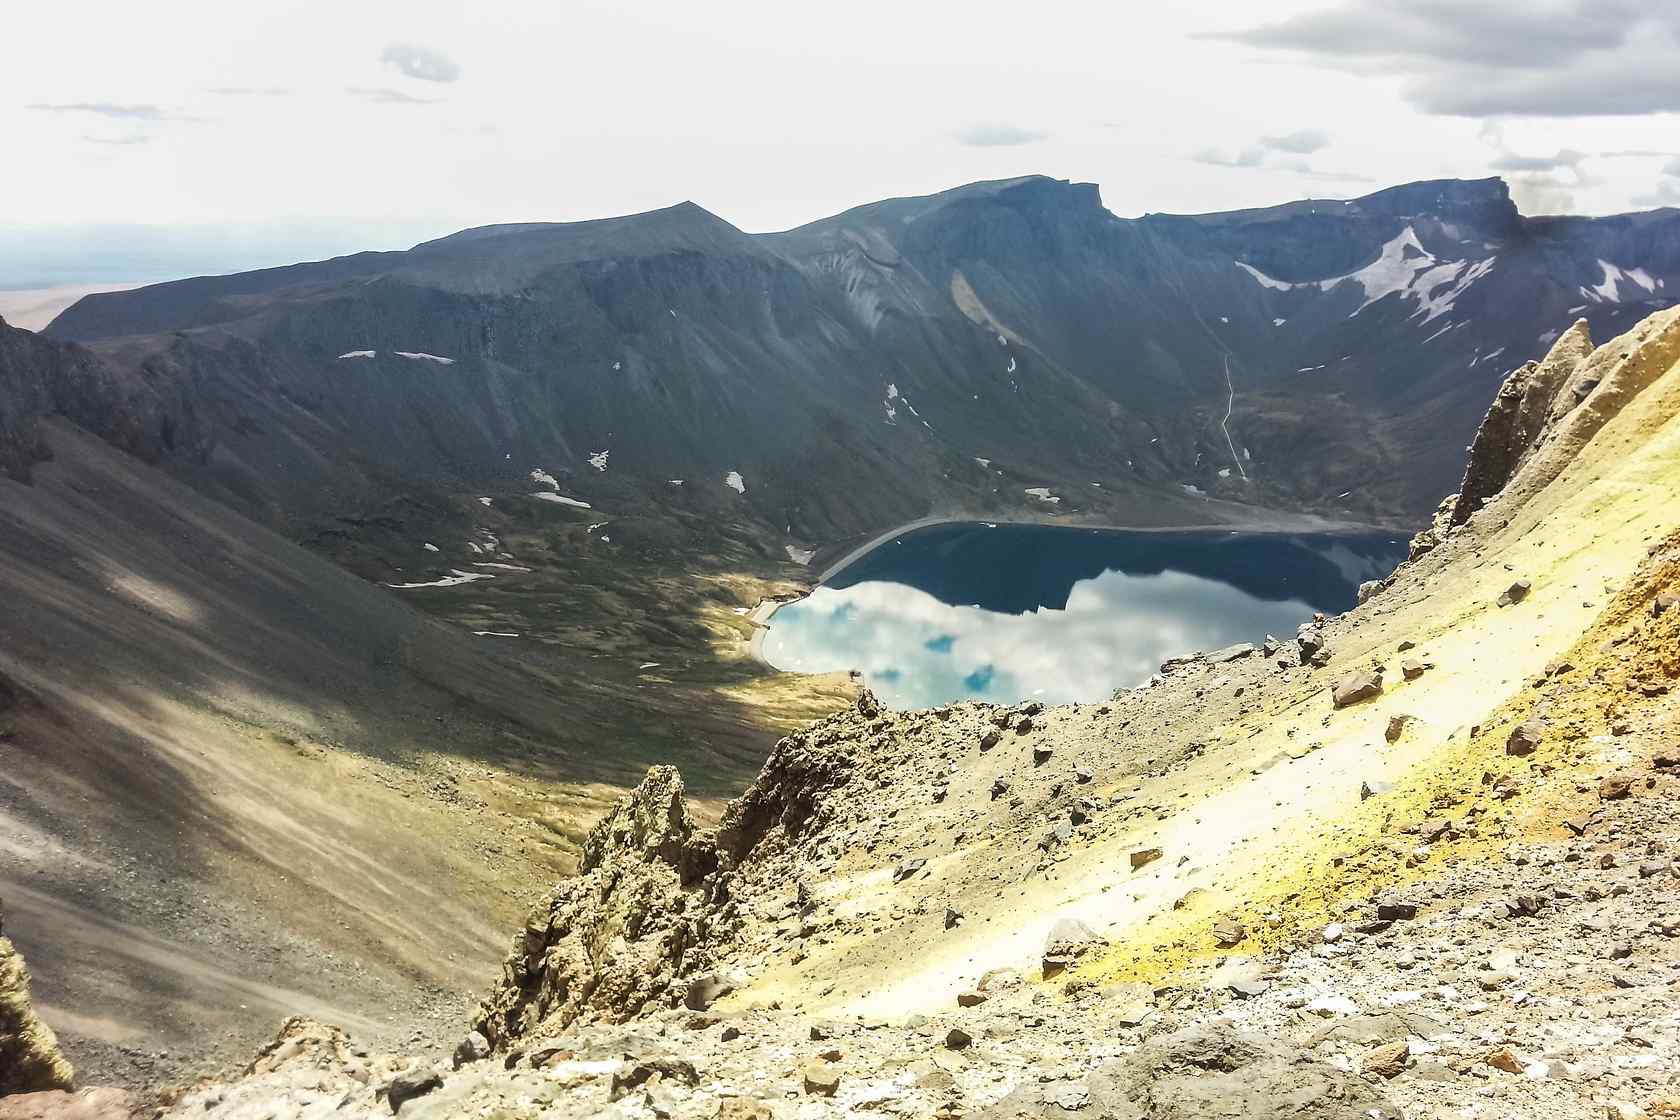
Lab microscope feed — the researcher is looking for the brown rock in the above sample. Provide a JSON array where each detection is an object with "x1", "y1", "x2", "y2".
[
  {"x1": 1211, "y1": 917, "x2": 1245, "y2": 947},
  {"x1": 1130, "y1": 847, "x2": 1164, "y2": 870},
  {"x1": 1363, "y1": 1040, "x2": 1410, "y2": 1079},
  {"x1": 1485, "y1": 1046, "x2": 1526, "y2": 1073},
  {"x1": 801, "y1": 1063, "x2": 841, "y2": 1096},
  {"x1": 1385, "y1": 715, "x2": 1411, "y2": 743},
  {"x1": 945, "y1": 1027, "x2": 973, "y2": 1050},
  {"x1": 1505, "y1": 720, "x2": 1544, "y2": 757},
  {"x1": 387, "y1": 1069, "x2": 444, "y2": 1112},
  {"x1": 1600, "y1": 775, "x2": 1634, "y2": 800},
  {"x1": 1332, "y1": 671, "x2": 1383, "y2": 709},
  {"x1": 1496, "y1": 579, "x2": 1532, "y2": 607},
  {"x1": 1401, "y1": 659, "x2": 1428, "y2": 681},
  {"x1": 957, "y1": 991, "x2": 988, "y2": 1007}
]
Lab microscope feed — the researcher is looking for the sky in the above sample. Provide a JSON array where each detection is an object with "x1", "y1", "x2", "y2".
[{"x1": 4, "y1": 0, "x2": 1680, "y2": 287}]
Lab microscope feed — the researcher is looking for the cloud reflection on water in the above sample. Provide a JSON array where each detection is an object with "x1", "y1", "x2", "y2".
[{"x1": 762, "y1": 567, "x2": 1319, "y2": 709}]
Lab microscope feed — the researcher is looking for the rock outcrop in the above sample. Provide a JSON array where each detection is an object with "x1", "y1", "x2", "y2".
[
  {"x1": 1449, "y1": 308, "x2": 1680, "y2": 527},
  {"x1": 476, "y1": 690, "x2": 880, "y2": 1047},
  {"x1": 0, "y1": 316, "x2": 204, "y2": 483},
  {"x1": 472, "y1": 766, "x2": 728, "y2": 1045},
  {"x1": 1451, "y1": 319, "x2": 1594, "y2": 525},
  {"x1": 1, "y1": 911, "x2": 74, "y2": 1096}
]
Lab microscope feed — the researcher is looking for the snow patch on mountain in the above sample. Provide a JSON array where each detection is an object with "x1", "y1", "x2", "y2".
[
  {"x1": 1239, "y1": 228, "x2": 1493, "y2": 324},
  {"x1": 1235, "y1": 261, "x2": 1293, "y2": 291},
  {"x1": 1589, "y1": 260, "x2": 1659, "y2": 303},
  {"x1": 386, "y1": 569, "x2": 493, "y2": 589},
  {"x1": 532, "y1": 492, "x2": 591, "y2": 509}
]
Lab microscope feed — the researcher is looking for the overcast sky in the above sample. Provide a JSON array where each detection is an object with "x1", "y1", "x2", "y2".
[{"x1": 5, "y1": 0, "x2": 1680, "y2": 286}]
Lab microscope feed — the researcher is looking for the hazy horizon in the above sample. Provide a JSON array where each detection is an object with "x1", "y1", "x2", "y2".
[{"x1": 7, "y1": 1, "x2": 1680, "y2": 288}]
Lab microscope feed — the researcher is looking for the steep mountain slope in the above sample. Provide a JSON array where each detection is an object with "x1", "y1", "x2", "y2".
[
  {"x1": 0, "y1": 318, "x2": 853, "y2": 1089},
  {"x1": 44, "y1": 177, "x2": 1680, "y2": 541},
  {"x1": 142, "y1": 304, "x2": 1680, "y2": 1119}
]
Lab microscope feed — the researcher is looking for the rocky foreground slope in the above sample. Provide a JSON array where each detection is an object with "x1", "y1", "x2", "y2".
[{"x1": 8, "y1": 305, "x2": 1680, "y2": 1117}]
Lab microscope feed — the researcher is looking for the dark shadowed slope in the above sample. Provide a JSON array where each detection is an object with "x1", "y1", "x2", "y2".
[{"x1": 0, "y1": 318, "x2": 852, "y2": 1088}]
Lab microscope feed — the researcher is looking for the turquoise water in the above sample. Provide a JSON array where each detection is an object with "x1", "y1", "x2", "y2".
[{"x1": 762, "y1": 523, "x2": 1405, "y2": 708}]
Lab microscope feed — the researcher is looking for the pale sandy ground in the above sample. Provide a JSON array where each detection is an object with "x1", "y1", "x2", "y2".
[
  {"x1": 732, "y1": 309, "x2": 1680, "y2": 1022},
  {"x1": 0, "y1": 283, "x2": 144, "y2": 332}
]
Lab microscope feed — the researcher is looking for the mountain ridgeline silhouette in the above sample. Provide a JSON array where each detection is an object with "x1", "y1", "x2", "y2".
[{"x1": 39, "y1": 175, "x2": 1680, "y2": 536}]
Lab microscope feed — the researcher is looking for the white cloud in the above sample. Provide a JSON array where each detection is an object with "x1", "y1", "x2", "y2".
[
  {"x1": 381, "y1": 44, "x2": 461, "y2": 83},
  {"x1": 955, "y1": 124, "x2": 1048, "y2": 147}
]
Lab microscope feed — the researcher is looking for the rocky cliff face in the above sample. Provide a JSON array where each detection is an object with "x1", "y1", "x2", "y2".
[{"x1": 0, "y1": 316, "x2": 207, "y2": 483}]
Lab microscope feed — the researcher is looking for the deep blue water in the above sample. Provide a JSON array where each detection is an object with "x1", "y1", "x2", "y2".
[{"x1": 761, "y1": 522, "x2": 1406, "y2": 708}]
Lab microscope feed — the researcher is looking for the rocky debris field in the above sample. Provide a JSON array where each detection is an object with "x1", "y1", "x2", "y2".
[{"x1": 130, "y1": 531, "x2": 1680, "y2": 1119}]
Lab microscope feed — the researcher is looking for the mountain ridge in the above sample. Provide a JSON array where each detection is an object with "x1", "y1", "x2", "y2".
[{"x1": 34, "y1": 175, "x2": 1680, "y2": 548}]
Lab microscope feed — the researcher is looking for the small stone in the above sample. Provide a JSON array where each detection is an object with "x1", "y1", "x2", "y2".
[
  {"x1": 893, "y1": 858, "x2": 927, "y2": 882},
  {"x1": 944, "y1": 1027, "x2": 973, "y2": 1050},
  {"x1": 1485, "y1": 1046, "x2": 1526, "y2": 1073},
  {"x1": 1211, "y1": 917, "x2": 1245, "y2": 947},
  {"x1": 1385, "y1": 715, "x2": 1411, "y2": 743},
  {"x1": 1034, "y1": 816, "x2": 1075, "y2": 849},
  {"x1": 386, "y1": 1070, "x2": 443, "y2": 1113},
  {"x1": 451, "y1": 1031, "x2": 490, "y2": 1070},
  {"x1": 1376, "y1": 895, "x2": 1419, "y2": 921},
  {"x1": 1322, "y1": 923, "x2": 1343, "y2": 943},
  {"x1": 1497, "y1": 579, "x2": 1532, "y2": 607},
  {"x1": 685, "y1": 973, "x2": 736, "y2": 1011},
  {"x1": 957, "y1": 990, "x2": 988, "y2": 1007},
  {"x1": 1041, "y1": 917, "x2": 1106, "y2": 977},
  {"x1": 1332, "y1": 670, "x2": 1384, "y2": 708},
  {"x1": 1401, "y1": 659, "x2": 1428, "y2": 681},
  {"x1": 990, "y1": 778, "x2": 1010, "y2": 800},
  {"x1": 801, "y1": 1063, "x2": 841, "y2": 1097},
  {"x1": 979, "y1": 730, "x2": 1001, "y2": 751},
  {"x1": 945, "y1": 907, "x2": 964, "y2": 929},
  {"x1": 1130, "y1": 847, "x2": 1163, "y2": 870},
  {"x1": 721, "y1": 1026, "x2": 742, "y2": 1042},
  {"x1": 1074, "y1": 767, "x2": 1094, "y2": 784},
  {"x1": 1364, "y1": 1040, "x2": 1410, "y2": 1079},
  {"x1": 1599, "y1": 775, "x2": 1634, "y2": 800},
  {"x1": 1033, "y1": 745, "x2": 1054, "y2": 765},
  {"x1": 1506, "y1": 720, "x2": 1544, "y2": 757}
]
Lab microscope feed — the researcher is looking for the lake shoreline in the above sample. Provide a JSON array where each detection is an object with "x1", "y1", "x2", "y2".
[
  {"x1": 815, "y1": 510, "x2": 1406, "y2": 584},
  {"x1": 752, "y1": 515, "x2": 1410, "y2": 675}
]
